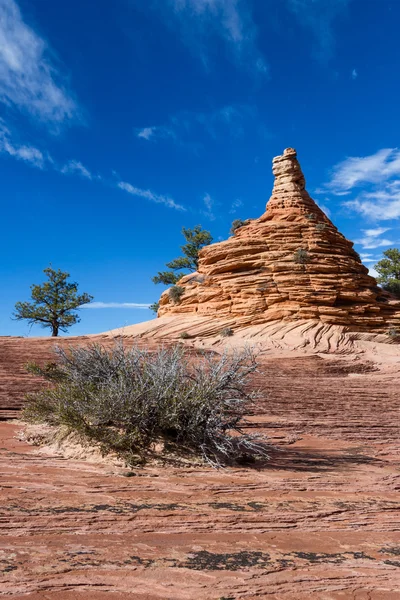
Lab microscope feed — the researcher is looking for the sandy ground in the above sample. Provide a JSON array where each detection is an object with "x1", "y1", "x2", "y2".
[{"x1": 1, "y1": 331, "x2": 400, "y2": 599}]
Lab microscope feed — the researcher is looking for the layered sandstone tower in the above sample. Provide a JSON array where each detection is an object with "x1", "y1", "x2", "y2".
[{"x1": 158, "y1": 148, "x2": 400, "y2": 330}]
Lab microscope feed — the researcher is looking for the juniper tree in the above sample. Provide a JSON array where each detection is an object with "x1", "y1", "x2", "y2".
[
  {"x1": 375, "y1": 248, "x2": 400, "y2": 298},
  {"x1": 152, "y1": 225, "x2": 212, "y2": 286},
  {"x1": 13, "y1": 267, "x2": 93, "y2": 336}
]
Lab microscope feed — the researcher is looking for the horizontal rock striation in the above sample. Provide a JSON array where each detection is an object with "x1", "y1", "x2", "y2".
[{"x1": 159, "y1": 148, "x2": 400, "y2": 331}]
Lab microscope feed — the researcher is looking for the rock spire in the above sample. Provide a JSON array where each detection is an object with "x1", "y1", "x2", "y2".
[{"x1": 158, "y1": 148, "x2": 400, "y2": 331}]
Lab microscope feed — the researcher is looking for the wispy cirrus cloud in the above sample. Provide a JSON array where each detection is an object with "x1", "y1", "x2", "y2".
[
  {"x1": 287, "y1": 0, "x2": 349, "y2": 62},
  {"x1": 328, "y1": 149, "x2": 400, "y2": 193},
  {"x1": 0, "y1": 120, "x2": 94, "y2": 176},
  {"x1": 355, "y1": 227, "x2": 394, "y2": 250},
  {"x1": 325, "y1": 148, "x2": 400, "y2": 221},
  {"x1": 135, "y1": 104, "x2": 265, "y2": 148},
  {"x1": 229, "y1": 198, "x2": 243, "y2": 214},
  {"x1": 82, "y1": 302, "x2": 151, "y2": 309},
  {"x1": 60, "y1": 159, "x2": 93, "y2": 179},
  {"x1": 0, "y1": 0, "x2": 81, "y2": 129},
  {"x1": 117, "y1": 181, "x2": 185, "y2": 211},
  {"x1": 201, "y1": 192, "x2": 216, "y2": 220},
  {"x1": 149, "y1": 0, "x2": 268, "y2": 77},
  {"x1": 0, "y1": 122, "x2": 184, "y2": 212},
  {"x1": 360, "y1": 252, "x2": 378, "y2": 264},
  {"x1": 0, "y1": 120, "x2": 45, "y2": 167}
]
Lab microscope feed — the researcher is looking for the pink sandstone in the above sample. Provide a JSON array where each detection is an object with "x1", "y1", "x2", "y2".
[{"x1": 158, "y1": 148, "x2": 400, "y2": 331}]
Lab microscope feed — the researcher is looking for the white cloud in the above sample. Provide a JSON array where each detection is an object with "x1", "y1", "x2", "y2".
[
  {"x1": 60, "y1": 159, "x2": 92, "y2": 179},
  {"x1": 0, "y1": 0, "x2": 80, "y2": 127},
  {"x1": 359, "y1": 252, "x2": 377, "y2": 264},
  {"x1": 155, "y1": 0, "x2": 268, "y2": 77},
  {"x1": 0, "y1": 119, "x2": 45, "y2": 167},
  {"x1": 137, "y1": 127, "x2": 157, "y2": 141},
  {"x1": 354, "y1": 232, "x2": 394, "y2": 250},
  {"x1": 328, "y1": 149, "x2": 400, "y2": 193},
  {"x1": 345, "y1": 186, "x2": 400, "y2": 221},
  {"x1": 324, "y1": 148, "x2": 400, "y2": 221},
  {"x1": 0, "y1": 121, "x2": 183, "y2": 213},
  {"x1": 135, "y1": 104, "x2": 262, "y2": 147},
  {"x1": 368, "y1": 267, "x2": 379, "y2": 278},
  {"x1": 229, "y1": 198, "x2": 243, "y2": 214},
  {"x1": 362, "y1": 227, "x2": 390, "y2": 238},
  {"x1": 287, "y1": 0, "x2": 349, "y2": 62},
  {"x1": 118, "y1": 181, "x2": 185, "y2": 211},
  {"x1": 82, "y1": 302, "x2": 151, "y2": 309},
  {"x1": 351, "y1": 68, "x2": 358, "y2": 79},
  {"x1": 202, "y1": 192, "x2": 215, "y2": 220}
]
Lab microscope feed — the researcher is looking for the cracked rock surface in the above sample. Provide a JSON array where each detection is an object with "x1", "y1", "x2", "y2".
[{"x1": 1, "y1": 338, "x2": 400, "y2": 599}]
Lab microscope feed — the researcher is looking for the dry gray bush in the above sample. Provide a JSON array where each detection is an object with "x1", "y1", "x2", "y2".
[
  {"x1": 220, "y1": 327, "x2": 234, "y2": 337},
  {"x1": 169, "y1": 285, "x2": 185, "y2": 303},
  {"x1": 294, "y1": 248, "x2": 310, "y2": 264},
  {"x1": 23, "y1": 343, "x2": 269, "y2": 467}
]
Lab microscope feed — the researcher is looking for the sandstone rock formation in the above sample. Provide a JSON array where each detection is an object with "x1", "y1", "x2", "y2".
[{"x1": 158, "y1": 148, "x2": 400, "y2": 331}]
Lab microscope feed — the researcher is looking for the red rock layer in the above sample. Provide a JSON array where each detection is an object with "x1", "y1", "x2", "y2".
[
  {"x1": 158, "y1": 148, "x2": 400, "y2": 331},
  {"x1": 2, "y1": 354, "x2": 400, "y2": 599}
]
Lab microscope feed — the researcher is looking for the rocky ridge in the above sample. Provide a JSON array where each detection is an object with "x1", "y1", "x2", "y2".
[{"x1": 158, "y1": 148, "x2": 400, "y2": 331}]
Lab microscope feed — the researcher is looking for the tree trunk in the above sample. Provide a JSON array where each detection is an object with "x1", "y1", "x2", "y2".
[{"x1": 51, "y1": 323, "x2": 59, "y2": 337}]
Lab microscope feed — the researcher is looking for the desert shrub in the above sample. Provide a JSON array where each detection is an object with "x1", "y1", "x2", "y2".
[
  {"x1": 23, "y1": 343, "x2": 268, "y2": 467},
  {"x1": 388, "y1": 327, "x2": 399, "y2": 339},
  {"x1": 220, "y1": 327, "x2": 234, "y2": 337},
  {"x1": 230, "y1": 219, "x2": 249, "y2": 235},
  {"x1": 305, "y1": 212, "x2": 316, "y2": 221},
  {"x1": 315, "y1": 223, "x2": 326, "y2": 231},
  {"x1": 294, "y1": 249, "x2": 311, "y2": 264},
  {"x1": 180, "y1": 331, "x2": 191, "y2": 339},
  {"x1": 169, "y1": 285, "x2": 185, "y2": 303}
]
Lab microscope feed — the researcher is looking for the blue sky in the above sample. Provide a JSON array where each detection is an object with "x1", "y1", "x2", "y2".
[{"x1": 1, "y1": 0, "x2": 400, "y2": 336}]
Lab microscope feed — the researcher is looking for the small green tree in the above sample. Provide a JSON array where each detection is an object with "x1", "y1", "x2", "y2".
[
  {"x1": 149, "y1": 301, "x2": 159, "y2": 314},
  {"x1": 13, "y1": 267, "x2": 93, "y2": 336},
  {"x1": 375, "y1": 248, "x2": 400, "y2": 298},
  {"x1": 152, "y1": 225, "x2": 212, "y2": 285}
]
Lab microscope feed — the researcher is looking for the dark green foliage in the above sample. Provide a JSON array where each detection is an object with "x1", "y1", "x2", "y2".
[
  {"x1": 220, "y1": 327, "x2": 234, "y2": 337},
  {"x1": 293, "y1": 249, "x2": 311, "y2": 264},
  {"x1": 169, "y1": 285, "x2": 184, "y2": 303},
  {"x1": 230, "y1": 219, "x2": 249, "y2": 235},
  {"x1": 179, "y1": 331, "x2": 191, "y2": 339},
  {"x1": 23, "y1": 343, "x2": 268, "y2": 466},
  {"x1": 384, "y1": 280, "x2": 400, "y2": 297},
  {"x1": 149, "y1": 301, "x2": 160, "y2": 314},
  {"x1": 152, "y1": 225, "x2": 212, "y2": 285},
  {"x1": 375, "y1": 249, "x2": 400, "y2": 298},
  {"x1": 152, "y1": 271, "x2": 180, "y2": 286},
  {"x1": 13, "y1": 267, "x2": 93, "y2": 337}
]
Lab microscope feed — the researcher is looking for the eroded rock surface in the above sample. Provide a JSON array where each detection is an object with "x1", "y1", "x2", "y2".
[
  {"x1": 1, "y1": 351, "x2": 400, "y2": 599},
  {"x1": 159, "y1": 148, "x2": 400, "y2": 331}
]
